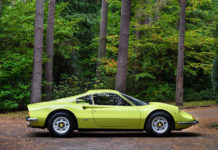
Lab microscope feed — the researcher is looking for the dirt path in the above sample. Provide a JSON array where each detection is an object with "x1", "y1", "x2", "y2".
[{"x1": 0, "y1": 106, "x2": 217, "y2": 150}]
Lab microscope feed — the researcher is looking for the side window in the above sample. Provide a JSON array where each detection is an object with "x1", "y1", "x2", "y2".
[
  {"x1": 114, "y1": 95, "x2": 130, "y2": 106},
  {"x1": 76, "y1": 95, "x2": 92, "y2": 105},
  {"x1": 93, "y1": 93, "x2": 130, "y2": 106},
  {"x1": 93, "y1": 93, "x2": 115, "y2": 105}
]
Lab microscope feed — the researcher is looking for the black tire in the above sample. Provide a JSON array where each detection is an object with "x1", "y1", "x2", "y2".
[
  {"x1": 145, "y1": 111, "x2": 172, "y2": 136},
  {"x1": 47, "y1": 112, "x2": 74, "y2": 137}
]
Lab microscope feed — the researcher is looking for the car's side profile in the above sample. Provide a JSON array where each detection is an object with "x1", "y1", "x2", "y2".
[{"x1": 26, "y1": 89, "x2": 198, "y2": 137}]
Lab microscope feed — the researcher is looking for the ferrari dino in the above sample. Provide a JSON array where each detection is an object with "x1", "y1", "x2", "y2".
[{"x1": 26, "y1": 89, "x2": 198, "y2": 137}]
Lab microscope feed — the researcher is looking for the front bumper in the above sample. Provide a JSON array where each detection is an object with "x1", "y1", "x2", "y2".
[{"x1": 178, "y1": 120, "x2": 199, "y2": 125}]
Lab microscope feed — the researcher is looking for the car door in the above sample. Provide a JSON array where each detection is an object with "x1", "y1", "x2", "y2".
[
  {"x1": 92, "y1": 93, "x2": 141, "y2": 128},
  {"x1": 75, "y1": 95, "x2": 97, "y2": 128}
]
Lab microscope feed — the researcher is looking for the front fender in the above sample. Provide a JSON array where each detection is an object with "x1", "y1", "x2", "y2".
[{"x1": 138, "y1": 102, "x2": 180, "y2": 129}]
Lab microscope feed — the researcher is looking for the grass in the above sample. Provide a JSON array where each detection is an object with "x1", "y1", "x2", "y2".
[
  {"x1": 210, "y1": 123, "x2": 218, "y2": 129},
  {"x1": 167, "y1": 100, "x2": 216, "y2": 108},
  {"x1": 0, "y1": 111, "x2": 27, "y2": 119}
]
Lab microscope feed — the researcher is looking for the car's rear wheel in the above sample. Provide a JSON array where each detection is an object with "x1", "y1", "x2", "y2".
[
  {"x1": 146, "y1": 111, "x2": 172, "y2": 136},
  {"x1": 48, "y1": 112, "x2": 74, "y2": 137}
]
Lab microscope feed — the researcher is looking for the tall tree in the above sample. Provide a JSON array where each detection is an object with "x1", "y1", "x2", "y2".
[
  {"x1": 212, "y1": 50, "x2": 218, "y2": 91},
  {"x1": 154, "y1": 0, "x2": 167, "y2": 21},
  {"x1": 212, "y1": 51, "x2": 218, "y2": 103},
  {"x1": 175, "y1": 0, "x2": 186, "y2": 106},
  {"x1": 155, "y1": 0, "x2": 161, "y2": 20},
  {"x1": 30, "y1": 0, "x2": 44, "y2": 103},
  {"x1": 115, "y1": 0, "x2": 131, "y2": 93},
  {"x1": 45, "y1": 0, "x2": 56, "y2": 100},
  {"x1": 0, "y1": 0, "x2": 1, "y2": 16},
  {"x1": 95, "y1": 0, "x2": 108, "y2": 84}
]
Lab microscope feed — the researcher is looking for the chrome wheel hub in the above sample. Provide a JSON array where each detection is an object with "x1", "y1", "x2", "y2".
[
  {"x1": 151, "y1": 116, "x2": 168, "y2": 134},
  {"x1": 53, "y1": 116, "x2": 70, "y2": 134}
]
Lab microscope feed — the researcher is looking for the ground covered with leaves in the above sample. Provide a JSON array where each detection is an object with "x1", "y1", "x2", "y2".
[{"x1": 0, "y1": 106, "x2": 217, "y2": 150}]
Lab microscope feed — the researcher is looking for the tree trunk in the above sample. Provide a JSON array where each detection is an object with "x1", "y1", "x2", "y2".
[
  {"x1": 0, "y1": 0, "x2": 1, "y2": 16},
  {"x1": 115, "y1": 0, "x2": 131, "y2": 93},
  {"x1": 30, "y1": 0, "x2": 44, "y2": 103},
  {"x1": 11, "y1": 0, "x2": 15, "y2": 7},
  {"x1": 212, "y1": 52, "x2": 218, "y2": 91},
  {"x1": 212, "y1": 52, "x2": 218, "y2": 103},
  {"x1": 175, "y1": 0, "x2": 186, "y2": 106},
  {"x1": 95, "y1": 0, "x2": 108, "y2": 84},
  {"x1": 155, "y1": 0, "x2": 161, "y2": 20},
  {"x1": 45, "y1": 0, "x2": 55, "y2": 101}
]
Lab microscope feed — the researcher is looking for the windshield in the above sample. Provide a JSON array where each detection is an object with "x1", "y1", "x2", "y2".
[{"x1": 121, "y1": 93, "x2": 147, "y2": 106}]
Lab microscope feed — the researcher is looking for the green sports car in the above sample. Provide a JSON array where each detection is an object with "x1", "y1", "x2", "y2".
[{"x1": 26, "y1": 89, "x2": 198, "y2": 137}]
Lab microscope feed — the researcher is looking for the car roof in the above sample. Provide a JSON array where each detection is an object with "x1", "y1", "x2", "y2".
[{"x1": 86, "y1": 89, "x2": 120, "y2": 95}]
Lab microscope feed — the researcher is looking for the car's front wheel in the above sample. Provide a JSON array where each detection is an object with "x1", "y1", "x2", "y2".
[
  {"x1": 47, "y1": 112, "x2": 74, "y2": 137},
  {"x1": 146, "y1": 111, "x2": 172, "y2": 136}
]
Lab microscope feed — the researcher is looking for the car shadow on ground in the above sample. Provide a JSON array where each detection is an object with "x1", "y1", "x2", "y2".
[{"x1": 28, "y1": 131, "x2": 201, "y2": 138}]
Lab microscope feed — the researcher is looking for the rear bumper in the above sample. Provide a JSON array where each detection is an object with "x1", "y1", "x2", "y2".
[
  {"x1": 26, "y1": 117, "x2": 38, "y2": 121},
  {"x1": 26, "y1": 117, "x2": 45, "y2": 128},
  {"x1": 178, "y1": 120, "x2": 199, "y2": 125},
  {"x1": 26, "y1": 117, "x2": 37, "y2": 128}
]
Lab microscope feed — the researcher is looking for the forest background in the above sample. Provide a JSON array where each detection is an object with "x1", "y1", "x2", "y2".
[{"x1": 0, "y1": 0, "x2": 217, "y2": 111}]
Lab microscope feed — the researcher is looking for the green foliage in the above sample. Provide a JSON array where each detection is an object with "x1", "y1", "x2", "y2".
[
  {"x1": 135, "y1": 72, "x2": 156, "y2": 81},
  {"x1": 0, "y1": 1, "x2": 87, "y2": 111},
  {"x1": 52, "y1": 74, "x2": 91, "y2": 99},
  {"x1": 142, "y1": 84, "x2": 175, "y2": 102},
  {"x1": 106, "y1": 0, "x2": 217, "y2": 101},
  {"x1": 0, "y1": 0, "x2": 217, "y2": 111},
  {"x1": 0, "y1": 1, "x2": 35, "y2": 111},
  {"x1": 0, "y1": 100, "x2": 18, "y2": 111},
  {"x1": 184, "y1": 89, "x2": 218, "y2": 101},
  {"x1": 210, "y1": 123, "x2": 218, "y2": 128}
]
